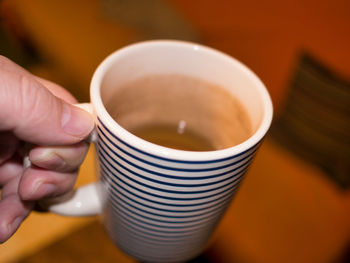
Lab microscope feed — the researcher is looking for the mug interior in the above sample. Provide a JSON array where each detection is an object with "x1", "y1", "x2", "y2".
[{"x1": 91, "y1": 40, "x2": 272, "y2": 160}]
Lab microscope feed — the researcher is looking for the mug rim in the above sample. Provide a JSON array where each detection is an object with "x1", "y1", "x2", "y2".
[{"x1": 90, "y1": 40, "x2": 273, "y2": 161}]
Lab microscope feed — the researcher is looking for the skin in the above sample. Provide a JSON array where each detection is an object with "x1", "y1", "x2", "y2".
[{"x1": 0, "y1": 56, "x2": 94, "y2": 243}]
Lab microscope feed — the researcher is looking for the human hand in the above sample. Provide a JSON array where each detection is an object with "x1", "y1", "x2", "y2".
[{"x1": 0, "y1": 56, "x2": 94, "y2": 243}]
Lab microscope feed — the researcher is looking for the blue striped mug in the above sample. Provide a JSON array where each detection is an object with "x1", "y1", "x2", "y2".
[{"x1": 44, "y1": 40, "x2": 273, "y2": 262}]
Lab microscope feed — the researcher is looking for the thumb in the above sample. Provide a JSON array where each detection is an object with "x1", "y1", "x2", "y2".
[{"x1": 0, "y1": 69, "x2": 94, "y2": 146}]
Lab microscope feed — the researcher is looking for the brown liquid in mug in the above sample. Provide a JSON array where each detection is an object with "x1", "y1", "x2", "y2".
[{"x1": 104, "y1": 74, "x2": 253, "y2": 151}]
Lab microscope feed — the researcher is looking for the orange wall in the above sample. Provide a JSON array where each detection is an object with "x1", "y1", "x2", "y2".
[{"x1": 170, "y1": 0, "x2": 350, "y2": 113}]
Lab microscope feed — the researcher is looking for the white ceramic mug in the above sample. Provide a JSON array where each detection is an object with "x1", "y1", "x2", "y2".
[{"x1": 42, "y1": 40, "x2": 273, "y2": 263}]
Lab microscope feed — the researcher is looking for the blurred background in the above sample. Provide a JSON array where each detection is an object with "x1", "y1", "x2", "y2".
[{"x1": 0, "y1": 0, "x2": 349, "y2": 262}]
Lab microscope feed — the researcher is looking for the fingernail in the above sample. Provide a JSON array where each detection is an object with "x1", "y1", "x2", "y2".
[
  {"x1": 30, "y1": 149, "x2": 66, "y2": 170},
  {"x1": 29, "y1": 182, "x2": 57, "y2": 199},
  {"x1": 61, "y1": 103, "x2": 94, "y2": 138}
]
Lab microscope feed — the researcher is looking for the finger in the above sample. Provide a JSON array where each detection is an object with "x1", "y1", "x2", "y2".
[
  {"x1": 29, "y1": 141, "x2": 89, "y2": 173},
  {"x1": 0, "y1": 56, "x2": 77, "y2": 105},
  {"x1": 0, "y1": 132, "x2": 19, "y2": 165},
  {"x1": 0, "y1": 55, "x2": 28, "y2": 75},
  {"x1": 0, "y1": 194, "x2": 33, "y2": 243},
  {"x1": 0, "y1": 69, "x2": 94, "y2": 145},
  {"x1": 34, "y1": 76, "x2": 77, "y2": 104},
  {"x1": 18, "y1": 167, "x2": 77, "y2": 201},
  {"x1": 0, "y1": 155, "x2": 23, "y2": 186},
  {"x1": 0, "y1": 176, "x2": 34, "y2": 243}
]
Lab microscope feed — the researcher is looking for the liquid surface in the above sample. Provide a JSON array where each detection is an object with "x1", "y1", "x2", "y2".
[
  {"x1": 130, "y1": 123, "x2": 216, "y2": 151},
  {"x1": 104, "y1": 74, "x2": 253, "y2": 151}
]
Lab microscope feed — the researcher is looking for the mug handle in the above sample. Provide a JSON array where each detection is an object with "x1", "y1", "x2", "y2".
[{"x1": 24, "y1": 103, "x2": 102, "y2": 216}]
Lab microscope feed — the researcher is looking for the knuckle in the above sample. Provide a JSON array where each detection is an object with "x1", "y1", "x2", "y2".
[
  {"x1": 0, "y1": 55, "x2": 12, "y2": 68},
  {"x1": 17, "y1": 75, "x2": 58, "y2": 127},
  {"x1": 1, "y1": 73, "x2": 40, "y2": 123},
  {"x1": 17, "y1": 75, "x2": 40, "y2": 118}
]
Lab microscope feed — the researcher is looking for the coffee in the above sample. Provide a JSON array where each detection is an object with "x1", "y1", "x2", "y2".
[{"x1": 104, "y1": 74, "x2": 253, "y2": 151}]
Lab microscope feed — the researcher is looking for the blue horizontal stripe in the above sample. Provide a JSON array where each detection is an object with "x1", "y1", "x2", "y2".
[
  {"x1": 98, "y1": 132, "x2": 254, "y2": 180},
  {"x1": 113, "y1": 231, "x2": 204, "y2": 250},
  {"x1": 116, "y1": 230, "x2": 210, "y2": 253},
  {"x1": 107, "y1": 187, "x2": 230, "y2": 223},
  {"x1": 98, "y1": 125, "x2": 257, "y2": 172},
  {"x1": 103, "y1": 171, "x2": 234, "y2": 213},
  {"x1": 115, "y1": 233, "x2": 206, "y2": 255},
  {"x1": 112, "y1": 204, "x2": 213, "y2": 233},
  {"x1": 98, "y1": 117, "x2": 260, "y2": 164},
  {"x1": 99, "y1": 148, "x2": 245, "y2": 198},
  {"x1": 98, "y1": 144, "x2": 251, "y2": 184},
  {"x1": 104, "y1": 180, "x2": 232, "y2": 219},
  {"x1": 100, "y1": 148, "x2": 244, "y2": 194},
  {"x1": 114, "y1": 220, "x2": 198, "y2": 242},
  {"x1": 115, "y1": 230, "x2": 205, "y2": 253},
  {"x1": 109, "y1": 193, "x2": 224, "y2": 226},
  {"x1": 102, "y1": 152, "x2": 245, "y2": 195},
  {"x1": 102, "y1": 165, "x2": 240, "y2": 205},
  {"x1": 113, "y1": 210, "x2": 206, "y2": 238},
  {"x1": 101, "y1": 165, "x2": 237, "y2": 206},
  {"x1": 114, "y1": 229, "x2": 209, "y2": 252}
]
